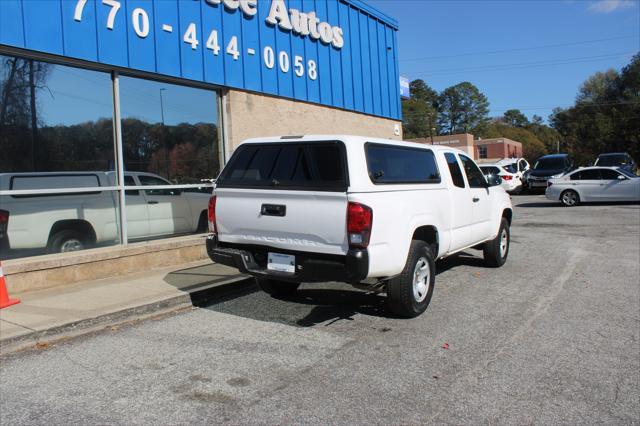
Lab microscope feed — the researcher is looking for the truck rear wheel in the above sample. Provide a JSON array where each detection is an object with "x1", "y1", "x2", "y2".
[
  {"x1": 386, "y1": 240, "x2": 435, "y2": 318},
  {"x1": 48, "y1": 229, "x2": 88, "y2": 253},
  {"x1": 256, "y1": 278, "x2": 300, "y2": 297}
]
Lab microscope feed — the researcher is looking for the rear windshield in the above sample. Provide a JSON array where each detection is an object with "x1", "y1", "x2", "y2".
[
  {"x1": 480, "y1": 166, "x2": 500, "y2": 175},
  {"x1": 534, "y1": 157, "x2": 567, "y2": 170},
  {"x1": 216, "y1": 142, "x2": 348, "y2": 191},
  {"x1": 503, "y1": 164, "x2": 517, "y2": 173},
  {"x1": 596, "y1": 154, "x2": 628, "y2": 166},
  {"x1": 365, "y1": 143, "x2": 441, "y2": 184}
]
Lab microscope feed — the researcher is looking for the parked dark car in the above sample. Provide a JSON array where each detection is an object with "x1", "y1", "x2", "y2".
[
  {"x1": 527, "y1": 153, "x2": 575, "y2": 190},
  {"x1": 594, "y1": 153, "x2": 637, "y2": 174}
]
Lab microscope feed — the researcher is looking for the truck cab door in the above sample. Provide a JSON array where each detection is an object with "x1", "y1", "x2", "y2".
[
  {"x1": 443, "y1": 152, "x2": 475, "y2": 250},
  {"x1": 123, "y1": 174, "x2": 150, "y2": 239},
  {"x1": 459, "y1": 155, "x2": 493, "y2": 242},
  {"x1": 138, "y1": 174, "x2": 191, "y2": 236}
]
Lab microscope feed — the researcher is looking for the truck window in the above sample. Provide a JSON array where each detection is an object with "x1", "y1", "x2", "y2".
[
  {"x1": 216, "y1": 142, "x2": 348, "y2": 191},
  {"x1": 459, "y1": 155, "x2": 487, "y2": 188},
  {"x1": 124, "y1": 176, "x2": 139, "y2": 196},
  {"x1": 138, "y1": 175, "x2": 180, "y2": 196},
  {"x1": 366, "y1": 144, "x2": 440, "y2": 184},
  {"x1": 444, "y1": 153, "x2": 465, "y2": 188}
]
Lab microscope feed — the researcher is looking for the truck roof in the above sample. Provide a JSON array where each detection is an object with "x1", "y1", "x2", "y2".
[{"x1": 239, "y1": 135, "x2": 468, "y2": 155}]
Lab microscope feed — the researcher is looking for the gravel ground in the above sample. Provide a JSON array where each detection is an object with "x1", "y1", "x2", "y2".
[{"x1": 1, "y1": 195, "x2": 639, "y2": 425}]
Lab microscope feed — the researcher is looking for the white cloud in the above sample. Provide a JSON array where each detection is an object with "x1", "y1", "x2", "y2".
[{"x1": 587, "y1": 0, "x2": 636, "y2": 14}]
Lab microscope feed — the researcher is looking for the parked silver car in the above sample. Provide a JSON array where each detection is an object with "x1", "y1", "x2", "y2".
[{"x1": 545, "y1": 167, "x2": 640, "y2": 206}]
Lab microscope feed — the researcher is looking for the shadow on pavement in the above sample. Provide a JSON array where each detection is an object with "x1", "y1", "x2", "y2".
[
  {"x1": 515, "y1": 202, "x2": 560, "y2": 208},
  {"x1": 165, "y1": 253, "x2": 495, "y2": 327}
]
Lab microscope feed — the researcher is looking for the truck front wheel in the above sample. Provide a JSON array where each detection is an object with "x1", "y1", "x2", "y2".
[
  {"x1": 256, "y1": 278, "x2": 300, "y2": 297},
  {"x1": 386, "y1": 240, "x2": 435, "y2": 318},
  {"x1": 483, "y1": 218, "x2": 510, "y2": 267}
]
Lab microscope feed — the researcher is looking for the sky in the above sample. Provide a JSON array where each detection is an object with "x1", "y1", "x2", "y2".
[{"x1": 369, "y1": 0, "x2": 640, "y2": 122}]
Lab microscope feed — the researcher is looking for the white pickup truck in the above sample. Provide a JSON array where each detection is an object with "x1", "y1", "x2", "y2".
[
  {"x1": 0, "y1": 171, "x2": 210, "y2": 255},
  {"x1": 206, "y1": 136, "x2": 513, "y2": 317}
]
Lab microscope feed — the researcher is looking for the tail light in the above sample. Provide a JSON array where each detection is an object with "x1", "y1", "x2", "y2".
[
  {"x1": 347, "y1": 202, "x2": 373, "y2": 249},
  {"x1": 500, "y1": 175, "x2": 513, "y2": 181},
  {"x1": 0, "y1": 210, "x2": 8, "y2": 239},
  {"x1": 207, "y1": 196, "x2": 217, "y2": 234}
]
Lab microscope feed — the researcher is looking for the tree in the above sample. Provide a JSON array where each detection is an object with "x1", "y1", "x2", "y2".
[
  {"x1": 550, "y1": 54, "x2": 640, "y2": 165},
  {"x1": 401, "y1": 79, "x2": 438, "y2": 140},
  {"x1": 531, "y1": 115, "x2": 544, "y2": 125},
  {"x1": 503, "y1": 109, "x2": 529, "y2": 127},
  {"x1": 576, "y1": 69, "x2": 618, "y2": 104},
  {"x1": 437, "y1": 82, "x2": 489, "y2": 135}
]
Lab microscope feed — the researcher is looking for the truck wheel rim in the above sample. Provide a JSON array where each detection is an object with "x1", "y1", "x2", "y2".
[
  {"x1": 413, "y1": 257, "x2": 430, "y2": 303},
  {"x1": 61, "y1": 239, "x2": 83, "y2": 252},
  {"x1": 500, "y1": 229, "x2": 508, "y2": 258}
]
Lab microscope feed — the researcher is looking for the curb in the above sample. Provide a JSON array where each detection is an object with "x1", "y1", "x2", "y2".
[{"x1": 0, "y1": 275, "x2": 256, "y2": 356}]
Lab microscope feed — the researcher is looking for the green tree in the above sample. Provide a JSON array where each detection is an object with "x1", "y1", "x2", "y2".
[
  {"x1": 437, "y1": 82, "x2": 489, "y2": 135},
  {"x1": 550, "y1": 54, "x2": 639, "y2": 166},
  {"x1": 401, "y1": 79, "x2": 438, "y2": 139},
  {"x1": 503, "y1": 109, "x2": 529, "y2": 127}
]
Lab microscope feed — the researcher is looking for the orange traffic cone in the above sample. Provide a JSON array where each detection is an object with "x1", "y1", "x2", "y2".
[{"x1": 0, "y1": 261, "x2": 20, "y2": 309}]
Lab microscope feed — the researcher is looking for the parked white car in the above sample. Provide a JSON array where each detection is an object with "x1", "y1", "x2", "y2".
[
  {"x1": 0, "y1": 171, "x2": 210, "y2": 254},
  {"x1": 479, "y1": 164, "x2": 522, "y2": 194},
  {"x1": 545, "y1": 167, "x2": 640, "y2": 206},
  {"x1": 496, "y1": 158, "x2": 530, "y2": 179},
  {"x1": 206, "y1": 135, "x2": 513, "y2": 318}
]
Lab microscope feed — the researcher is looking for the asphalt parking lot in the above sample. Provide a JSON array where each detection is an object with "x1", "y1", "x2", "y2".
[{"x1": 1, "y1": 195, "x2": 638, "y2": 425}]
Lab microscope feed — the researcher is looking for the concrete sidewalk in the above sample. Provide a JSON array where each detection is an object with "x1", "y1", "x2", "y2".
[{"x1": 0, "y1": 260, "x2": 251, "y2": 353}]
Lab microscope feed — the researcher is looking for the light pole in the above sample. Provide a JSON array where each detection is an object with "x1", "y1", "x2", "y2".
[
  {"x1": 159, "y1": 88, "x2": 168, "y2": 176},
  {"x1": 159, "y1": 88, "x2": 166, "y2": 125}
]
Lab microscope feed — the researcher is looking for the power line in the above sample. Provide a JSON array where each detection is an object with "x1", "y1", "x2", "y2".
[
  {"x1": 400, "y1": 35, "x2": 638, "y2": 62},
  {"x1": 404, "y1": 52, "x2": 635, "y2": 77},
  {"x1": 399, "y1": 101, "x2": 640, "y2": 118}
]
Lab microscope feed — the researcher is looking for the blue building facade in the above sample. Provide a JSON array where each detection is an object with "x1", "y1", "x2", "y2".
[{"x1": 0, "y1": 0, "x2": 400, "y2": 120}]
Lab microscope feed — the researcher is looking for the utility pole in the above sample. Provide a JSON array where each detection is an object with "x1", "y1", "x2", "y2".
[{"x1": 556, "y1": 140, "x2": 560, "y2": 153}]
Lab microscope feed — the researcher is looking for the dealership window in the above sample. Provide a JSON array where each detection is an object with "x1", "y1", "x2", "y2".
[
  {"x1": 478, "y1": 145, "x2": 488, "y2": 159},
  {"x1": 0, "y1": 54, "x2": 220, "y2": 260},
  {"x1": 119, "y1": 76, "x2": 218, "y2": 241},
  {"x1": 0, "y1": 55, "x2": 121, "y2": 259}
]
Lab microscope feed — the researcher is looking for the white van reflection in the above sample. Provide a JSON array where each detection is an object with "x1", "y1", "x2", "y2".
[{"x1": 0, "y1": 171, "x2": 211, "y2": 258}]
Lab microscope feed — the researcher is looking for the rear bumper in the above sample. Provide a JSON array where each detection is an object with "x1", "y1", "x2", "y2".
[{"x1": 206, "y1": 235, "x2": 368, "y2": 284}]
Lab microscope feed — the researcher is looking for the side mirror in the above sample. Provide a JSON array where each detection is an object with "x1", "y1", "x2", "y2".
[
  {"x1": 170, "y1": 189, "x2": 182, "y2": 195},
  {"x1": 617, "y1": 175, "x2": 627, "y2": 181},
  {"x1": 486, "y1": 175, "x2": 502, "y2": 187}
]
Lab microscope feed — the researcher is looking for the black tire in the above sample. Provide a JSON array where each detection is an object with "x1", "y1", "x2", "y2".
[
  {"x1": 560, "y1": 189, "x2": 580, "y2": 207},
  {"x1": 47, "y1": 229, "x2": 88, "y2": 253},
  {"x1": 386, "y1": 240, "x2": 435, "y2": 318},
  {"x1": 256, "y1": 278, "x2": 300, "y2": 297},
  {"x1": 483, "y1": 218, "x2": 510, "y2": 267}
]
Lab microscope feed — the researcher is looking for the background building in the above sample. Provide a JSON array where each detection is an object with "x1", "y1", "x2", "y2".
[
  {"x1": 0, "y1": 0, "x2": 403, "y2": 292},
  {"x1": 0, "y1": 0, "x2": 401, "y2": 265},
  {"x1": 408, "y1": 133, "x2": 522, "y2": 161}
]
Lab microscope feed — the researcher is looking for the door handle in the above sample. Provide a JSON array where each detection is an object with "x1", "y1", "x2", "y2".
[
  {"x1": 147, "y1": 201, "x2": 159, "y2": 205},
  {"x1": 472, "y1": 197, "x2": 480, "y2": 202}
]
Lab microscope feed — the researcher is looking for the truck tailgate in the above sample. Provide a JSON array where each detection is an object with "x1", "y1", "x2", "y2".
[{"x1": 216, "y1": 188, "x2": 348, "y2": 255}]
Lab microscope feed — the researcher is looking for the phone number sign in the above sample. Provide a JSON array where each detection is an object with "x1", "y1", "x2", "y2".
[{"x1": 0, "y1": 0, "x2": 401, "y2": 120}]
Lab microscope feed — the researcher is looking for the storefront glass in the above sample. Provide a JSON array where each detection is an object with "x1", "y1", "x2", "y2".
[{"x1": 0, "y1": 54, "x2": 220, "y2": 259}]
